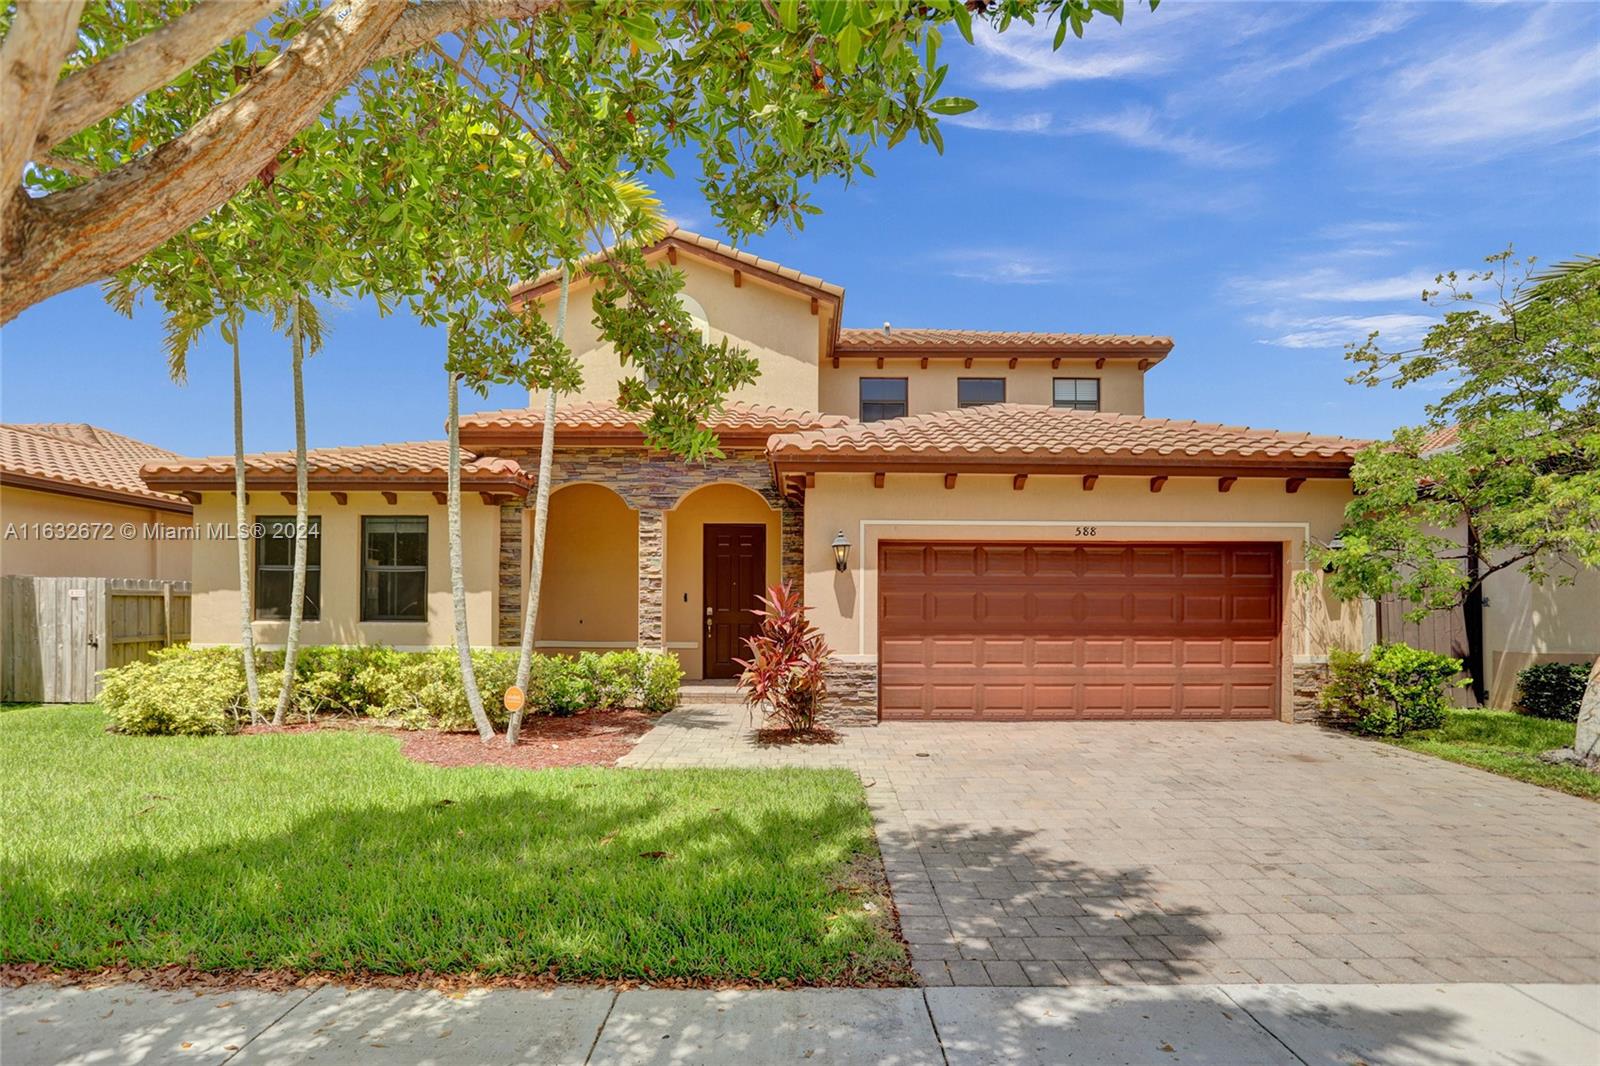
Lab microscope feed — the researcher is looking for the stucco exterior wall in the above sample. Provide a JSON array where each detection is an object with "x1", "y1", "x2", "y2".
[
  {"x1": 533, "y1": 483, "x2": 640, "y2": 653},
  {"x1": 528, "y1": 255, "x2": 825, "y2": 411},
  {"x1": 1484, "y1": 558, "x2": 1600, "y2": 707},
  {"x1": 817, "y1": 358, "x2": 1146, "y2": 419},
  {"x1": 0, "y1": 486, "x2": 190, "y2": 580},
  {"x1": 802, "y1": 473, "x2": 1362, "y2": 723},
  {"x1": 665, "y1": 482, "x2": 782, "y2": 680},
  {"x1": 188, "y1": 491, "x2": 499, "y2": 649}
]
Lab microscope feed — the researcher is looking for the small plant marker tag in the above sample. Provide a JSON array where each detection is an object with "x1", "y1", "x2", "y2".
[{"x1": 503, "y1": 685, "x2": 525, "y2": 713}]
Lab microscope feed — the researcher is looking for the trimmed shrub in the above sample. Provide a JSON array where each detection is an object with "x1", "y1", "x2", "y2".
[
  {"x1": 1321, "y1": 643, "x2": 1463, "y2": 737},
  {"x1": 641, "y1": 652, "x2": 682, "y2": 714},
  {"x1": 101, "y1": 646, "x2": 248, "y2": 736},
  {"x1": 1515, "y1": 661, "x2": 1592, "y2": 722},
  {"x1": 97, "y1": 645, "x2": 683, "y2": 735}
]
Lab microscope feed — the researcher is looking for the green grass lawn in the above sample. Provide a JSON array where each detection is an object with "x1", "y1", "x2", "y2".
[
  {"x1": 0, "y1": 705, "x2": 909, "y2": 984},
  {"x1": 1387, "y1": 708, "x2": 1599, "y2": 800}
]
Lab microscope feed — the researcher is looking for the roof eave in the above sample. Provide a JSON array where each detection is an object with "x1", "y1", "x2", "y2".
[
  {"x1": 139, "y1": 472, "x2": 531, "y2": 497},
  {"x1": 1, "y1": 469, "x2": 192, "y2": 514}
]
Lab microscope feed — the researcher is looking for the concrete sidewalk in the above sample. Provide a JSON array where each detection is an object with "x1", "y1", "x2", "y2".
[{"x1": 4, "y1": 982, "x2": 1596, "y2": 1065}]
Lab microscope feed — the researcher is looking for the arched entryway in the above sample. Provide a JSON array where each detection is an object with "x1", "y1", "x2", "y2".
[
  {"x1": 534, "y1": 483, "x2": 639, "y2": 654},
  {"x1": 665, "y1": 482, "x2": 781, "y2": 680}
]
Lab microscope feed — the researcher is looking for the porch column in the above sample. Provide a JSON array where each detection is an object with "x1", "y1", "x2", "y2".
[
  {"x1": 496, "y1": 500, "x2": 524, "y2": 647},
  {"x1": 638, "y1": 506, "x2": 665, "y2": 649},
  {"x1": 780, "y1": 498, "x2": 805, "y2": 596}
]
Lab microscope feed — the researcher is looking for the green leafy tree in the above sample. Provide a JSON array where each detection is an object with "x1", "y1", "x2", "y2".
[
  {"x1": 2, "y1": 0, "x2": 1153, "y2": 320},
  {"x1": 1314, "y1": 249, "x2": 1599, "y2": 731}
]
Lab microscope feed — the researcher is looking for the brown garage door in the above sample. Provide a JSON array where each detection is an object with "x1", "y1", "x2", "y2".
[{"x1": 878, "y1": 542, "x2": 1281, "y2": 721}]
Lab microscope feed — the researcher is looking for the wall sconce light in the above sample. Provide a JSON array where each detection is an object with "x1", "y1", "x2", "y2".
[
  {"x1": 832, "y1": 530, "x2": 852, "y2": 572},
  {"x1": 1323, "y1": 534, "x2": 1345, "y2": 573}
]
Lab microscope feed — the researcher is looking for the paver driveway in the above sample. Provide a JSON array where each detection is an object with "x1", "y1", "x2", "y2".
[{"x1": 621, "y1": 704, "x2": 1600, "y2": 988}]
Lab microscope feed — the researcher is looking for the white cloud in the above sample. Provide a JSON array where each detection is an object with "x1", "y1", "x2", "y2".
[
  {"x1": 948, "y1": 103, "x2": 1263, "y2": 168},
  {"x1": 944, "y1": 110, "x2": 1054, "y2": 134},
  {"x1": 1350, "y1": 5, "x2": 1600, "y2": 156},
  {"x1": 1254, "y1": 312, "x2": 1436, "y2": 350},
  {"x1": 935, "y1": 248, "x2": 1065, "y2": 285},
  {"x1": 1226, "y1": 266, "x2": 1438, "y2": 305},
  {"x1": 1068, "y1": 106, "x2": 1266, "y2": 168}
]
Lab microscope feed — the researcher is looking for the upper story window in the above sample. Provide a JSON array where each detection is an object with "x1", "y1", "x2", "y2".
[
  {"x1": 255, "y1": 516, "x2": 321, "y2": 621},
  {"x1": 860, "y1": 378, "x2": 908, "y2": 422},
  {"x1": 362, "y1": 516, "x2": 429, "y2": 622},
  {"x1": 1053, "y1": 377, "x2": 1101, "y2": 412},
  {"x1": 957, "y1": 378, "x2": 1006, "y2": 408}
]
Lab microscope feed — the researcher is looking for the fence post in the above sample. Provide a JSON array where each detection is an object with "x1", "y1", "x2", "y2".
[{"x1": 162, "y1": 581, "x2": 173, "y2": 648}]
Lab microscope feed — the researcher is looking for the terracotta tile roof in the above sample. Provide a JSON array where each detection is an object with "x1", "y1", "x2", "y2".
[
  {"x1": 1420, "y1": 424, "x2": 1460, "y2": 454},
  {"x1": 835, "y1": 327, "x2": 1173, "y2": 357},
  {"x1": 1, "y1": 423, "x2": 189, "y2": 510},
  {"x1": 768, "y1": 404, "x2": 1365, "y2": 473},
  {"x1": 460, "y1": 399, "x2": 852, "y2": 446},
  {"x1": 140, "y1": 440, "x2": 531, "y2": 495},
  {"x1": 510, "y1": 222, "x2": 845, "y2": 304}
]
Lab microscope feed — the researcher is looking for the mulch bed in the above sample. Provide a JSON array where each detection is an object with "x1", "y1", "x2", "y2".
[
  {"x1": 239, "y1": 708, "x2": 656, "y2": 769},
  {"x1": 402, "y1": 709, "x2": 655, "y2": 770},
  {"x1": 752, "y1": 726, "x2": 841, "y2": 747}
]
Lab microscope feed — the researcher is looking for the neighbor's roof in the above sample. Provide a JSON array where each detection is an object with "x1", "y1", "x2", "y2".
[
  {"x1": 141, "y1": 440, "x2": 532, "y2": 496},
  {"x1": 834, "y1": 328, "x2": 1173, "y2": 360},
  {"x1": 460, "y1": 399, "x2": 853, "y2": 448},
  {"x1": 1419, "y1": 424, "x2": 1460, "y2": 454},
  {"x1": 509, "y1": 223, "x2": 845, "y2": 305},
  {"x1": 768, "y1": 404, "x2": 1365, "y2": 476},
  {"x1": 1, "y1": 422, "x2": 190, "y2": 512}
]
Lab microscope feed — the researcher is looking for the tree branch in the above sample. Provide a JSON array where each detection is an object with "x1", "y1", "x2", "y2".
[
  {"x1": 3, "y1": 0, "x2": 562, "y2": 322},
  {"x1": 375, "y1": 0, "x2": 557, "y2": 62},
  {"x1": 0, "y1": 0, "x2": 87, "y2": 221},
  {"x1": 32, "y1": 0, "x2": 284, "y2": 157}
]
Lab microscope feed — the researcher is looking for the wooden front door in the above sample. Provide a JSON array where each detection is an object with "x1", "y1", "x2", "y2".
[{"x1": 703, "y1": 524, "x2": 766, "y2": 679}]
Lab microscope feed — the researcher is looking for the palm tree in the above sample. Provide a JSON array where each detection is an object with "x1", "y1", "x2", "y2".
[
  {"x1": 446, "y1": 351, "x2": 498, "y2": 742},
  {"x1": 105, "y1": 268, "x2": 265, "y2": 719},
  {"x1": 505, "y1": 179, "x2": 665, "y2": 746},
  {"x1": 272, "y1": 295, "x2": 322, "y2": 725}
]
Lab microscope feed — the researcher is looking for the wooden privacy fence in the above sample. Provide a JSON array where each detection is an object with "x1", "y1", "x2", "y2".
[{"x1": 1, "y1": 576, "x2": 192, "y2": 703}]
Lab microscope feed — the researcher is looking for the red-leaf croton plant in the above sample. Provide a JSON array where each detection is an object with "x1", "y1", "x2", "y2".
[{"x1": 735, "y1": 582, "x2": 836, "y2": 733}]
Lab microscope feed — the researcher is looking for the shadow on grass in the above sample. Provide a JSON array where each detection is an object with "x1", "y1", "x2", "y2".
[{"x1": 2, "y1": 782, "x2": 909, "y2": 985}]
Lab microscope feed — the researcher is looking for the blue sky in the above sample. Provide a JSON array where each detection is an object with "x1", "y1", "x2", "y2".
[{"x1": 2, "y1": 0, "x2": 1597, "y2": 456}]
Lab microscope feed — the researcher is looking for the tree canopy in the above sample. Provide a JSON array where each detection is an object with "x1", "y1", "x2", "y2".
[
  {"x1": 2, "y1": 0, "x2": 1151, "y2": 321},
  {"x1": 1315, "y1": 249, "x2": 1600, "y2": 613}
]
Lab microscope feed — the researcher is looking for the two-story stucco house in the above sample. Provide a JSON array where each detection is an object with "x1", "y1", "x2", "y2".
[{"x1": 144, "y1": 226, "x2": 1378, "y2": 724}]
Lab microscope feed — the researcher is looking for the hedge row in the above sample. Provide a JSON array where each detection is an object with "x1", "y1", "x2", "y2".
[{"x1": 100, "y1": 645, "x2": 682, "y2": 736}]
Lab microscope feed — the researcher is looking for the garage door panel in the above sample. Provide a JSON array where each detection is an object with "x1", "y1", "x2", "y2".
[
  {"x1": 1132, "y1": 593, "x2": 1180, "y2": 624},
  {"x1": 980, "y1": 591, "x2": 1028, "y2": 621},
  {"x1": 982, "y1": 639, "x2": 1027, "y2": 666},
  {"x1": 981, "y1": 546, "x2": 1029, "y2": 576},
  {"x1": 879, "y1": 541, "x2": 1282, "y2": 722},
  {"x1": 931, "y1": 546, "x2": 977, "y2": 575},
  {"x1": 1081, "y1": 548, "x2": 1129, "y2": 575},
  {"x1": 1132, "y1": 547, "x2": 1180, "y2": 576},
  {"x1": 1034, "y1": 548, "x2": 1079, "y2": 575},
  {"x1": 881, "y1": 545, "x2": 928, "y2": 575}
]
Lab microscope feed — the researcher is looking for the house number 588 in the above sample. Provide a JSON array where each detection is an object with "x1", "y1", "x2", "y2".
[{"x1": 1074, "y1": 526, "x2": 1098, "y2": 536}]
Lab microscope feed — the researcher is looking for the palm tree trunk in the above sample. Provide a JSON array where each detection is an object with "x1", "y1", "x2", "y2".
[
  {"x1": 507, "y1": 263, "x2": 568, "y2": 745},
  {"x1": 229, "y1": 317, "x2": 261, "y2": 719},
  {"x1": 272, "y1": 306, "x2": 309, "y2": 725},
  {"x1": 448, "y1": 366, "x2": 496, "y2": 741}
]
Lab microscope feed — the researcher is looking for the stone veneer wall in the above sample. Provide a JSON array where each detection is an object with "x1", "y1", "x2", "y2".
[
  {"x1": 497, "y1": 502, "x2": 523, "y2": 647},
  {"x1": 1292, "y1": 661, "x2": 1333, "y2": 724},
  {"x1": 491, "y1": 446, "x2": 803, "y2": 649},
  {"x1": 822, "y1": 658, "x2": 879, "y2": 727}
]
